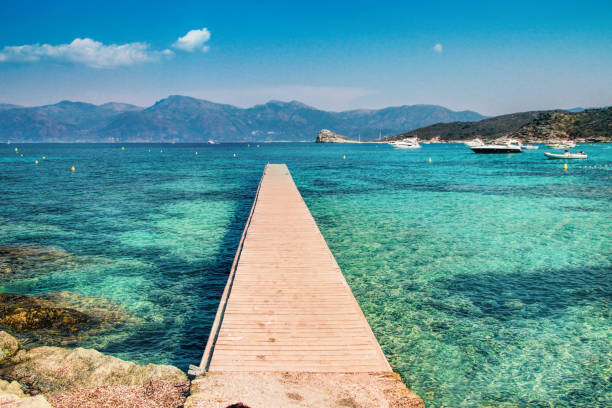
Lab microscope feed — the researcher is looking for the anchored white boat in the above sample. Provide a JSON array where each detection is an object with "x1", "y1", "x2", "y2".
[
  {"x1": 470, "y1": 140, "x2": 523, "y2": 154},
  {"x1": 522, "y1": 144, "x2": 539, "y2": 150},
  {"x1": 390, "y1": 137, "x2": 421, "y2": 149},
  {"x1": 207, "y1": 140, "x2": 216, "y2": 144},
  {"x1": 546, "y1": 141, "x2": 576, "y2": 149},
  {"x1": 545, "y1": 151, "x2": 588, "y2": 159}
]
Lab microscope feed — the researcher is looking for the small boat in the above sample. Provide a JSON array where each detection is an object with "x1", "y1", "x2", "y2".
[
  {"x1": 470, "y1": 140, "x2": 523, "y2": 154},
  {"x1": 207, "y1": 140, "x2": 216, "y2": 144},
  {"x1": 522, "y1": 144, "x2": 539, "y2": 150},
  {"x1": 546, "y1": 141, "x2": 576, "y2": 149},
  {"x1": 391, "y1": 137, "x2": 421, "y2": 149},
  {"x1": 545, "y1": 151, "x2": 588, "y2": 159},
  {"x1": 465, "y1": 138, "x2": 485, "y2": 147}
]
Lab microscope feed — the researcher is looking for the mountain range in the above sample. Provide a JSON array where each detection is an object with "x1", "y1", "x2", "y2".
[{"x1": 0, "y1": 95, "x2": 485, "y2": 142}]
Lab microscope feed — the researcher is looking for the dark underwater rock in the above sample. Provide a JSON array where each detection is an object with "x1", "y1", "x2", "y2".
[
  {"x1": 0, "y1": 294, "x2": 89, "y2": 333},
  {"x1": 0, "y1": 291, "x2": 137, "y2": 348},
  {"x1": 0, "y1": 246, "x2": 74, "y2": 279}
]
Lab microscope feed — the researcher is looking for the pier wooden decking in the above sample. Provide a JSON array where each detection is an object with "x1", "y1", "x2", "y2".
[{"x1": 199, "y1": 163, "x2": 392, "y2": 373}]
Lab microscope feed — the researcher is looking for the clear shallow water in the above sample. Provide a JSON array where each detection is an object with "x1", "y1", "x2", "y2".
[{"x1": 1, "y1": 143, "x2": 610, "y2": 407}]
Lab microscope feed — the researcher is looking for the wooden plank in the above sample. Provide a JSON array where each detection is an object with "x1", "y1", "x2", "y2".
[{"x1": 199, "y1": 164, "x2": 392, "y2": 373}]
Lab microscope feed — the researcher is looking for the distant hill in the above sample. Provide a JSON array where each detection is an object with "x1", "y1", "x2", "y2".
[
  {"x1": 0, "y1": 104, "x2": 21, "y2": 111},
  {"x1": 512, "y1": 108, "x2": 612, "y2": 142},
  {"x1": 0, "y1": 95, "x2": 485, "y2": 142},
  {"x1": 386, "y1": 107, "x2": 612, "y2": 142},
  {"x1": 0, "y1": 101, "x2": 143, "y2": 142}
]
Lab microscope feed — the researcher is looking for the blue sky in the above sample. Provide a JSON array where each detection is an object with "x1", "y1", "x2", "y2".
[{"x1": 0, "y1": 0, "x2": 610, "y2": 115}]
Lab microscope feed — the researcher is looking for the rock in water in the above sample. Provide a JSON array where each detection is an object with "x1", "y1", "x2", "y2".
[
  {"x1": 1, "y1": 291, "x2": 136, "y2": 348},
  {"x1": 0, "y1": 330, "x2": 20, "y2": 363},
  {"x1": 0, "y1": 247, "x2": 73, "y2": 279},
  {"x1": 0, "y1": 346, "x2": 187, "y2": 395},
  {"x1": 0, "y1": 294, "x2": 89, "y2": 332},
  {"x1": 0, "y1": 379, "x2": 52, "y2": 407},
  {"x1": 315, "y1": 129, "x2": 356, "y2": 143}
]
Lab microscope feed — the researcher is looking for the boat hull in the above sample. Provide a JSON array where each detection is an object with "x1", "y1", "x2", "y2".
[
  {"x1": 544, "y1": 152, "x2": 587, "y2": 159},
  {"x1": 392, "y1": 145, "x2": 421, "y2": 149}
]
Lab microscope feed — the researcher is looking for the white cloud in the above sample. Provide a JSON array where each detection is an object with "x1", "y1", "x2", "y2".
[
  {"x1": 173, "y1": 28, "x2": 211, "y2": 52},
  {"x1": 433, "y1": 43, "x2": 443, "y2": 53},
  {"x1": 0, "y1": 38, "x2": 167, "y2": 68}
]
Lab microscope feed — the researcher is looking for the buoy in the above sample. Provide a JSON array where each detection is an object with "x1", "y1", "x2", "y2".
[
  {"x1": 20, "y1": 154, "x2": 23, "y2": 157},
  {"x1": 14, "y1": 147, "x2": 18, "y2": 152},
  {"x1": 343, "y1": 155, "x2": 346, "y2": 160},
  {"x1": 121, "y1": 146, "x2": 125, "y2": 150},
  {"x1": 71, "y1": 166, "x2": 75, "y2": 172},
  {"x1": 195, "y1": 151, "x2": 198, "y2": 155},
  {"x1": 34, "y1": 160, "x2": 38, "y2": 164},
  {"x1": 428, "y1": 157, "x2": 432, "y2": 163},
  {"x1": 160, "y1": 149, "x2": 163, "y2": 153},
  {"x1": 563, "y1": 163, "x2": 568, "y2": 170},
  {"x1": 233, "y1": 153, "x2": 236, "y2": 158},
  {"x1": 248, "y1": 144, "x2": 250, "y2": 147},
  {"x1": 148, "y1": 149, "x2": 151, "y2": 152},
  {"x1": 42, "y1": 156, "x2": 46, "y2": 159}
]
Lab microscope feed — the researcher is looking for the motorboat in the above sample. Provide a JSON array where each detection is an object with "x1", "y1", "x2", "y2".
[
  {"x1": 546, "y1": 141, "x2": 576, "y2": 149},
  {"x1": 390, "y1": 138, "x2": 421, "y2": 149},
  {"x1": 207, "y1": 140, "x2": 216, "y2": 144},
  {"x1": 522, "y1": 144, "x2": 539, "y2": 150},
  {"x1": 545, "y1": 151, "x2": 587, "y2": 159},
  {"x1": 465, "y1": 138, "x2": 485, "y2": 147},
  {"x1": 470, "y1": 140, "x2": 523, "y2": 154}
]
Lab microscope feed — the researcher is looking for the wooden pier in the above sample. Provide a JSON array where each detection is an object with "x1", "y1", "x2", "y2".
[{"x1": 188, "y1": 164, "x2": 423, "y2": 407}]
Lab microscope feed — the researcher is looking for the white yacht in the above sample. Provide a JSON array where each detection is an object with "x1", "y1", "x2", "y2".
[
  {"x1": 470, "y1": 140, "x2": 523, "y2": 154},
  {"x1": 390, "y1": 137, "x2": 421, "y2": 149},
  {"x1": 465, "y1": 138, "x2": 485, "y2": 147}
]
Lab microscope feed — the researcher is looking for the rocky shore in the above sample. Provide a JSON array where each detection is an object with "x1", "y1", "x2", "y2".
[{"x1": 0, "y1": 330, "x2": 189, "y2": 408}]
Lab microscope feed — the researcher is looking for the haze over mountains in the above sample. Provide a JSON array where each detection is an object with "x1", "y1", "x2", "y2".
[{"x1": 0, "y1": 95, "x2": 485, "y2": 142}]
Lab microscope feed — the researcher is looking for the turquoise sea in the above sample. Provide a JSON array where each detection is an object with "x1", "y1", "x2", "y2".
[{"x1": 1, "y1": 142, "x2": 610, "y2": 407}]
